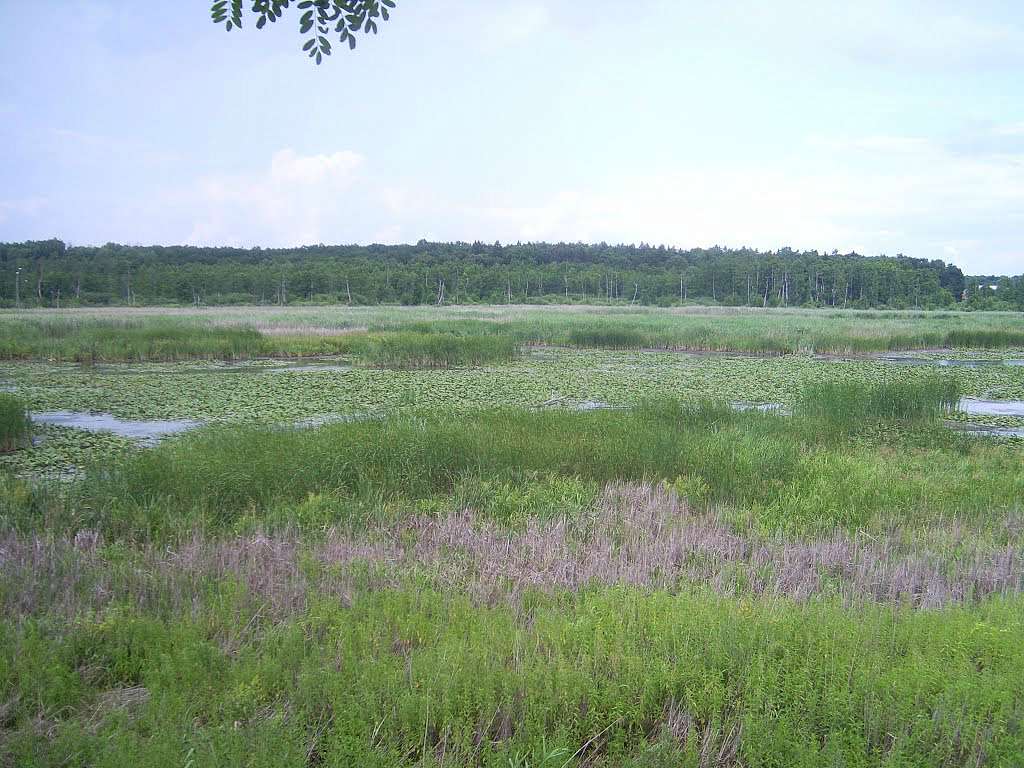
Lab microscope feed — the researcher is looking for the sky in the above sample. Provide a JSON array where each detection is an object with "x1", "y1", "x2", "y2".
[{"x1": 1, "y1": 1, "x2": 1023, "y2": 274}]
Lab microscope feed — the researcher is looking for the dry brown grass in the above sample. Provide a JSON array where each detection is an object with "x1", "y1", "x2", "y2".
[{"x1": 3, "y1": 483, "x2": 1021, "y2": 628}]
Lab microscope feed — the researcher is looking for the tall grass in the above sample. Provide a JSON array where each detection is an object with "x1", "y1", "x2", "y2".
[
  {"x1": 364, "y1": 332, "x2": 520, "y2": 369},
  {"x1": 567, "y1": 324, "x2": 652, "y2": 349},
  {"x1": 945, "y1": 328, "x2": 1024, "y2": 348},
  {"x1": 0, "y1": 318, "x2": 275, "y2": 362},
  {"x1": 0, "y1": 318, "x2": 524, "y2": 367},
  {"x1": 796, "y1": 376, "x2": 961, "y2": 427},
  {"x1": 3, "y1": 308, "x2": 1023, "y2": 361},
  {"x1": 0, "y1": 394, "x2": 31, "y2": 453},
  {"x1": 547, "y1": 319, "x2": 1024, "y2": 354},
  {"x1": 16, "y1": 385, "x2": 1021, "y2": 540}
]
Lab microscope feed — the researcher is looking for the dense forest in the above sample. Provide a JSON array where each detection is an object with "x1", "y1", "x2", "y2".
[{"x1": 0, "y1": 239, "x2": 1020, "y2": 310}]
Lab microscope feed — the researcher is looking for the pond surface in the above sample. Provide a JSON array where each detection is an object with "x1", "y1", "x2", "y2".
[
  {"x1": 290, "y1": 412, "x2": 376, "y2": 428},
  {"x1": 29, "y1": 410, "x2": 372, "y2": 440},
  {"x1": 959, "y1": 398, "x2": 1024, "y2": 417},
  {"x1": 23, "y1": 394, "x2": 1024, "y2": 450},
  {"x1": 269, "y1": 363, "x2": 352, "y2": 373},
  {"x1": 951, "y1": 424, "x2": 1024, "y2": 439},
  {"x1": 32, "y1": 412, "x2": 203, "y2": 444},
  {"x1": 879, "y1": 356, "x2": 1024, "y2": 368},
  {"x1": 732, "y1": 401, "x2": 788, "y2": 413}
]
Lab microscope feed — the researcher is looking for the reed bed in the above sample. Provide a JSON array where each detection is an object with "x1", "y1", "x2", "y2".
[
  {"x1": 363, "y1": 332, "x2": 520, "y2": 369},
  {"x1": 0, "y1": 318, "x2": 276, "y2": 362},
  {"x1": 0, "y1": 317, "x2": 522, "y2": 368},
  {"x1": 796, "y1": 376, "x2": 961, "y2": 427},
  {"x1": 2, "y1": 306, "x2": 1023, "y2": 362},
  {"x1": 0, "y1": 393, "x2": 30, "y2": 453}
]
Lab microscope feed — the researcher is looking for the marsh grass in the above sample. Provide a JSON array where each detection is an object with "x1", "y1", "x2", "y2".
[
  {"x1": 0, "y1": 393, "x2": 31, "y2": 453},
  {"x1": 364, "y1": 332, "x2": 520, "y2": 369},
  {"x1": 5, "y1": 484, "x2": 1021, "y2": 626},
  {"x1": 567, "y1": 324, "x2": 652, "y2": 349},
  {"x1": 0, "y1": 317, "x2": 525, "y2": 368},
  {"x1": 15, "y1": 384, "x2": 1019, "y2": 540},
  {"x1": 0, "y1": 318, "x2": 276, "y2": 362},
  {"x1": 946, "y1": 328, "x2": 1024, "y2": 348},
  {"x1": 3, "y1": 307, "x2": 1023, "y2": 362},
  {"x1": 796, "y1": 376, "x2": 961, "y2": 428},
  {"x1": 526, "y1": 318, "x2": 1024, "y2": 355}
]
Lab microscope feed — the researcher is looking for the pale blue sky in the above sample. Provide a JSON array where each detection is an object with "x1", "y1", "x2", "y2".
[{"x1": 1, "y1": 1, "x2": 1022, "y2": 273}]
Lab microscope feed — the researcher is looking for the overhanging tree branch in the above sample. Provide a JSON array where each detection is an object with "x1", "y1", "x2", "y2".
[{"x1": 211, "y1": 0, "x2": 396, "y2": 64}]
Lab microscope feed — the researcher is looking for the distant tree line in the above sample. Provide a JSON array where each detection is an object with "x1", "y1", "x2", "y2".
[{"x1": 1, "y1": 238, "x2": 1018, "y2": 310}]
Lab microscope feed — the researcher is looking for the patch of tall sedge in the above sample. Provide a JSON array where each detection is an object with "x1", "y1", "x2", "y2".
[
  {"x1": 364, "y1": 331, "x2": 520, "y2": 369},
  {"x1": 945, "y1": 328, "x2": 1024, "y2": 348},
  {"x1": 0, "y1": 394, "x2": 31, "y2": 453},
  {"x1": 0, "y1": 318, "x2": 275, "y2": 362},
  {"x1": 795, "y1": 376, "x2": 961, "y2": 428}
]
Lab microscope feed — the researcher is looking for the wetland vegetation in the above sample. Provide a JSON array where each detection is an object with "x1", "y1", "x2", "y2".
[
  {"x1": 4, "y1": 305, "x2": 1024, "y2": 363},
  {"x1": 0, "y1": 393, "x2": 30, "y2": 453},
  {"x1": 2, "y1": 305, "x2": 1023, "y2": 766}
]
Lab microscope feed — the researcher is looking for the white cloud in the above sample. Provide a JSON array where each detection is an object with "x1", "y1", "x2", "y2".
[
  {"x1": 184, "y1": 148, "x2": 367, "y2": 246},
  {"x1": 268, "y1": 149, "x2": 363, "y2": 186},
  {"x1": 806, "y1": 134, "x2": 939, "y2": 162},
  {"x1": 453, "y1": 135, "x2": 1024, "y2": 271},
  {"x1": 993, "y1": 123, "x2": 1024, "y2": 137},
  {"x1": 147, "y1": 135, "x2": 1024, "y2": 275}
]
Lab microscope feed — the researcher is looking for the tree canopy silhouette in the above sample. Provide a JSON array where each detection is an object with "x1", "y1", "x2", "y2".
[{"x1": 211, "y1": 0, "x2": 396, "y2": 64}]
